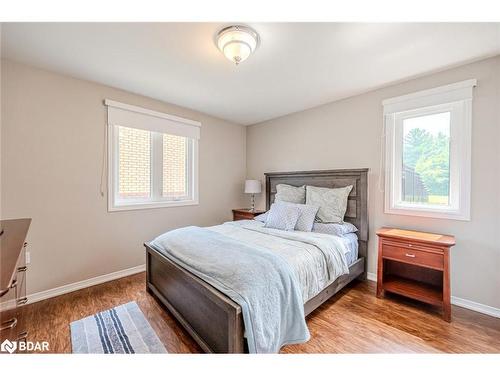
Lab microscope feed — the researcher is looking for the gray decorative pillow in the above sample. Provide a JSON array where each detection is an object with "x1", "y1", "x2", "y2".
[
  {"x1": 275, "y1": 184, "x2": 306, "y2": 204},
  {"x1": 264, "y1": 202, "x2": 300, "y2": 231},
  {"x1": 273, "y1": 202, "x2": 319, "y2": 232},
  {"x1": 306, "y1": 185, "x2": 353, "y2": 223},
  {"x1": 293, "y1": 203, "x2": 319, "y2": 232}
]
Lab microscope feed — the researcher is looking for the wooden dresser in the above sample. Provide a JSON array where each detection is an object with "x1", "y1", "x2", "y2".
[
  {"x1": 0, "y1": 219, "x2": 31, "y2": 351},
  {"x1": 376, "y1": 227, "x2": 455, "y2": 321},
  {"x1": 232, "y1": 209, "x2": 266, "y2": 221}
]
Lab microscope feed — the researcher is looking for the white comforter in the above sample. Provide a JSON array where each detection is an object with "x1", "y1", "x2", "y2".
[{"x1": 208, "y1": 220, "x2": 350, "y2": 302}]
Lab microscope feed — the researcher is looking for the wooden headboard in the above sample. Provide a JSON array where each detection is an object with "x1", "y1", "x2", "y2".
[{"x1": 265, "y1": 168, "x2": 369, "y2": 259}]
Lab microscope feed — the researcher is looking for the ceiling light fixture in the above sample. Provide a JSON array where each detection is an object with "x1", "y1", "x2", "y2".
[{"x1": 216, "y1": 25, "x2": 259, "y2": 65}]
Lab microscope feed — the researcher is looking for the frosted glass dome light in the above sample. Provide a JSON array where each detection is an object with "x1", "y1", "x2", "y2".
[{"x1": 216, "y1": 25, "x2": 259, "y2": 65}]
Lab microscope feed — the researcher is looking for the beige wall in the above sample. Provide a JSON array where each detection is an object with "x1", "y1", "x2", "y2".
[
  {"x1": 0, "y1": 30, "x2": 3, "y2": 219},
  {"x1": 2, "y1": 56, "x2": 499, "y2": 310},
  {"x1": 247, "y1": 56, "x2": 500, "y2": 309},
  {"x1": 1, "y1": 60, "x2": 247, "y2": 295}
]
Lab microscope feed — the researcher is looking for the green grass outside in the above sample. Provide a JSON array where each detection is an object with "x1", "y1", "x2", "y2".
[{"x1": 427, "y1": 195, "x2": 449, "y2": 205}]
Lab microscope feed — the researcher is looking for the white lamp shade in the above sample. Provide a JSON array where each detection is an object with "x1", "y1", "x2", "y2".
[{"x1": 244, "y1": 180, "x2": 261, "y2": 194}]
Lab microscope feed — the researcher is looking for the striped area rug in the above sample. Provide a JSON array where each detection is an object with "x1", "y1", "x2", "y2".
[{"x1": 70, "y1": 301, "x2": 167, "y2": 354}]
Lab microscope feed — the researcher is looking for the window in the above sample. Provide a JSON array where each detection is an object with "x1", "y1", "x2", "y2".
[
  {"x1": 106, "y1": 100, "x2": 199, "y2": 211},
  {"x1": 162, "y1": 134, "x2": 188, "y2": 199},
  {"x1": 383, "y1": 79, "x2": 475, "y2": 220},
  {"x1": 117, "y1": 126, "x2": 151, "y2": 200}
]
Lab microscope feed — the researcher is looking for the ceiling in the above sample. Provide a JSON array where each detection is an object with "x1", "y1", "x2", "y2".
[{"x1": 2, "y1": 23, "x2": 500, "y2": 125}]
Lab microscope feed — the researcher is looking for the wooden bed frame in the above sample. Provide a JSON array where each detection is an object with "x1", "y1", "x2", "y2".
[{"x1": 145, "y1": 168, "x2": 369, "y2": 353}]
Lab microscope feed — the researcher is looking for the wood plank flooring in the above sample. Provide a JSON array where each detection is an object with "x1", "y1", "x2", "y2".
[{"x1": 23, "y1": 272, "x2": 500, "y2": 353}]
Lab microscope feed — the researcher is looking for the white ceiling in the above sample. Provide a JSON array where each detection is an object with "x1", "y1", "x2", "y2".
[{"x1": 2, "y1": 23, "x2": 500, "y2": 125}]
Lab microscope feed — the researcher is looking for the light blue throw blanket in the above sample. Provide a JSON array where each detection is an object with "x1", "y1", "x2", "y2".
[{"x1": 151, "y1": 226, "x2": 310, "y2": 353}]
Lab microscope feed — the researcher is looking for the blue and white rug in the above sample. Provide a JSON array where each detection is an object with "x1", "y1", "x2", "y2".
[{"x1": 70, "y1": 301, "x2": 167, "y2": 354}]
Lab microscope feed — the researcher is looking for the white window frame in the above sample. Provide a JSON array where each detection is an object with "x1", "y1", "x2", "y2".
[
  {"x1": 383, "y1": 79, "x2": 475, "y2": 221},
  {"x1": 105, "y1": 100, "x2": 200, "y2": 212}
]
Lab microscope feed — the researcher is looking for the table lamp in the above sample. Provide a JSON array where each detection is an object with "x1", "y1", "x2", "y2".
[{"x1": 244, "y1": 179, "x2": 261, "y2": 212}]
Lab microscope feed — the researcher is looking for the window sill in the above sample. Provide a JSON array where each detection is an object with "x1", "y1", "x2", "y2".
[
  {"x1": 108, "y1": 199, "x2": 199, "y2": 212},
  {"x1": 384, "y1": 205, "x2": 470, "y2": 221}
]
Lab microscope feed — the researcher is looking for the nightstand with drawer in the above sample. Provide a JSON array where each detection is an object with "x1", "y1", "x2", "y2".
[
  {"x1": 376, "y1": 227, "x2": 456, "y2": 321},
  {"x1": 232, "y1": 209, "x2": 266, "y2": 221}
]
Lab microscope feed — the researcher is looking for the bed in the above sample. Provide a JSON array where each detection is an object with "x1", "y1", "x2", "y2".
[{"x1": 145, "y1": 168, "x2": 368, "y2": 353}]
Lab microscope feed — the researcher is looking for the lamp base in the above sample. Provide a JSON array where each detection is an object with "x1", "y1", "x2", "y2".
[{"x1": 250, "y1": 194, "x2": 255, "y2": 212}]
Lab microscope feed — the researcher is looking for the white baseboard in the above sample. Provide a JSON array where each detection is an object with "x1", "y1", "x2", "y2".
[
  {"x1": 451, "y1": 296, "x2": 500, "y2": 318},
  {"x1": 365, "y1": 272, "x2": 500, "y2": 318},
  {"x1": 26, "y1": 264, "x2": 146, "y2": 305}
]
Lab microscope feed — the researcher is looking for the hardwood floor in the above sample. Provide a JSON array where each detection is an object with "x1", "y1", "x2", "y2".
[{"x1": 23, "y1": 272, "x2": 500, "y2": 353}]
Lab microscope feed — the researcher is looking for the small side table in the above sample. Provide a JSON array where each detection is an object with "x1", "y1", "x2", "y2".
[
  {"x1": 376, "y1": 227, "x2": 456, "y2": 322},
  {"x1": 232, "y1": 209, "x2": 266, "y2": 221}
]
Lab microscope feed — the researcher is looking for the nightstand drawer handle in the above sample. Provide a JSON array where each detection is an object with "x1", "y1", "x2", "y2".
[{"x1": 405, "y1": 253, "x2": 416, "y2": 258}]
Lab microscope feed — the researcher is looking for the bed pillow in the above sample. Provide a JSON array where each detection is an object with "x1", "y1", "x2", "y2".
[
  {"x1": 280, "y1": 202, "x2": 320, "y2": 232},
  {"x1": 256, "y1": 204, "x2": 318, "y2": 232},
  {"x1": 254, "y1": 212, "x2": 268, "y2": 223},
  {"x1": 264, "y1": 202, "x2": 300, "y2": 231},
  {"x1": 306, "y1": 185, "x2": 353, "y2": 223},
  {"x1": 275, "y1": 184, "x2": 306, "y2": 204},
  {"x1": 312, "y1": 222, "x2": 358, "y2": 236}
]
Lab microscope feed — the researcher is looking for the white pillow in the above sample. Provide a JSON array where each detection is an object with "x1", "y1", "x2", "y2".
[
  {"x1": 306, "y1": 185, "x2": 353, "y2": 223},
  {"x1": 264, "y1": 202, "x2": 300, "y2": 231},
  {"x1": 275, "y1": 184, "x2": 306, "y2": 204},
  {"x1": 312, "y1": 222, "x2": 358, "y2": 236}
]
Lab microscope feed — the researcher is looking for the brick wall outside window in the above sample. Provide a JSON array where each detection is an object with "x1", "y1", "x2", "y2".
[
  {"x1": 163, "y1": 134, "x2": 187, "y2": 197},
  {"x1": 118, "y1": 126, "x2": 151, "y2": 198},
  {"x1": 109, "y1": 103, "x2": 198, "y2": 211}
]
